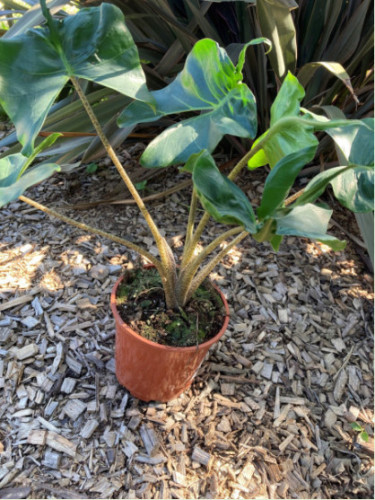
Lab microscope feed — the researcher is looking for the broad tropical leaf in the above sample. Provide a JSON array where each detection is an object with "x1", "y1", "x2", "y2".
[
  {"x1": 298, "y1": 117, "x2": 375, "y2": 213},
  {"x1": 248, "y1": 73, "x2": 370, "y2": 171},
  {"x1": 275, "y1": 204, "x2": 346, "y2": 251},
  {"x1": 190, "y1": 150, "x2": 257, "y2": 232},
  {"x1": 248, "y1": 72, "x2": 318, "y2": 169},
  {"x1": 118, "y1": 39, "x2": 268, "y2": 167},
  {"x1": 0, "y1": 3, "x2": 152, "y2": 155}
]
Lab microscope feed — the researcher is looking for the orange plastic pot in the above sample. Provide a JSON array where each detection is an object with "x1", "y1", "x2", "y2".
[{"x1": 110, "y1": 274, "x2": 230, "y2": 402}]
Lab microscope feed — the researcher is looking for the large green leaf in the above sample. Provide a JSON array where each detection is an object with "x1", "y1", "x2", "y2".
[
  {"x1": 275, "y1": 204, "x2": 346, "y2": 251},
  {"x1": 331, "y1": 168, "x2": 374, "y2": 213},
  {"x1": 256, "y1": 0, "x2": 297, "y2": 79},
  {"x1": 325, "y1": 117, "x2": 374, "y2": 212},
  {"x1": 190, "y1": 150, "x2": 257, "y2": 233},
  {"x1": 257, "y1": 146, "x2": 316, "y2": 219},
  {"x1": 118, "y1": 38, "x2": 265, "y2": 167},
  {"x1": 0, "y1": 3, "x2": 152, "y2": 156},
  {"x1": 0, "y1": 154, "x2": 60, "y2": 207}
]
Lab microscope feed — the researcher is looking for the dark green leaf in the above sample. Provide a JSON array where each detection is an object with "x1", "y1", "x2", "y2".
[
  {"x1": 275, "y1": 204, "x2": 346, "y2": 251},
  {"x1": 191, "y1": 150, "x2": 257, "y2": 232},
  {"x1": 0, "y1": 3, "x2": 151, "y2": 155},
  {"x1": 258, "y1": 146, "x2": 316, "y2": 219},
  {"x1": 118, "y1": 38, "x2": 258, "y2": 167},
  {"x1": 135, "y1": 180, "x2": 147, "y2": 190},
  {"x1": 86, "y1": 163, "x2": 98, "y2": 174}
]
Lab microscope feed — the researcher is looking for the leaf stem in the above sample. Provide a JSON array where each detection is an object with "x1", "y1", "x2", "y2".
[
  {"x1": 19, "y1": 195, "x2": 163, "y2": 272},
  {"x1": 181, "y1": 189, "x2": 199, "y2": 267},
  {"x1": 177, "y1": 226, "x2": 243, "y2": 305},
  {"x1": 184, "y1": 231, "x2": 248, "y2": 303},
  {"x1": 70, "y1": 76, "x2": 178, "y2": 308}
]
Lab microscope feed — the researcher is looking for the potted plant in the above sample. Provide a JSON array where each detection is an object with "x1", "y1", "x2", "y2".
[{"x1": 0, "y1": 1, "x2": 373, "y2": 401}]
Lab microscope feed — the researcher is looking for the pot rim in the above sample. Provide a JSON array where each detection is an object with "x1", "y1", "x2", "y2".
[{"x1": 110, "y1": 273, "x2": 230, "y2": 352}]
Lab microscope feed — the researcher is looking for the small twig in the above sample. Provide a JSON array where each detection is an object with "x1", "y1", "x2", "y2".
[{"x1": 333, "y1": 345, "x2": 355, "y2": 381}]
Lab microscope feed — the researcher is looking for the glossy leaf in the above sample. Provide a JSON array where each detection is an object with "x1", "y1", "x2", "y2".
[
  {"x1": 248, "y1": 72, "x2": 319, "y2": 169},
  {"x1": 0, "y1": 3, "x2": 151, "y2": 155},
  {"x1": 256, "y1": 0, "x2": 297, "y2": 79},
  {"x1": 331, "y1": 168, "x2": 374, "y2": 213},
  {"x1": 275, "y1": 204, "x2": 346, "y2": 251},
  {"x1": 327, "y1": 118, "x2": 374, "y2": 213},
  {"x1": 190, "y1": 151, "x2": 257, "y2": 233},
  {"x1": 118, "y1": 38, "x2": 262, "y2": 167},
  {"x1": 257, "y1": 146, "x2": 316, "y2": 219},
  {"x1": 326, "y1": 118, "x2": 374, "y2": 168},
  {"x1": 0, "y1": 154, "x2": 60, "y2": 207}
]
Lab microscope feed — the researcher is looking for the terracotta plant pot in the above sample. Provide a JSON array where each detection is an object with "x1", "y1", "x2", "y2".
[{"x1": 110, "y1": 275, "x2": 230, "y2": 402}]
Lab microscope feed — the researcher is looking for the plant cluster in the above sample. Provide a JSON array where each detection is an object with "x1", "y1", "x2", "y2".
[
  {"x1": 0, "y1": 2, "x2": 373, "y2": 315},
  {"x1": 0, "y1": 0, "x2": 372, "y2": 166}
]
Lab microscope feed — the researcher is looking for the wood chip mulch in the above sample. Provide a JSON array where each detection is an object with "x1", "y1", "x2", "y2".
[{"x1": 0, "y1": 150, "x2": 373, "y2": 499}]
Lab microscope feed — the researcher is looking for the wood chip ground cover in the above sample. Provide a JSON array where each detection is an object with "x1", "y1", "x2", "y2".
[{"x1": 0, "y1": 150, "x2": 373, "y2": 499}]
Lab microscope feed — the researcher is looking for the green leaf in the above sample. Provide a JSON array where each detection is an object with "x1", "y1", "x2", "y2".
[
  {"x1": 258, "y1": 146, "x2": 316, "y2": 219},
  {"x1": 118, "y1": 38, "x2": 258, "y2": 167},
  {"x1": 256, "y1": 0, "x2": 297, "y2": 79},
  {"x1": 0, "y1": 3, "x2": 152, "y2": 155},
  {"x1": 86, "y1": 163, "x2": 98, "y2": 174},
  {"x1": 360, "y1": 431, "x2": 369, "y2": 442},
  {"x1": 275, "y1": 204, "x2": 346, "y2": 251},
  {"x1": 135, "y1": 180, "x2": 147, "y2": 191},
  {"x1": 248, "y1": 73, "x2": 319, "y2": 169},
  {"x1": 322, "y1": 118, "x2": 374, "y2": 213},
  {"x1": 331, "y1": 168, "x2": 374, "y2": 213},
  {"x1": 191, "y1": 150, "x2": 257, "y2": 232},
  {"x1": 325, "y1": 118, "x2": 374, "y2": 168},
  {"x1": 350, "y1": 422, "x2": 363, "y2": 432},
  {"x1": 0, "y1": 154, "x2": 60, "y2": 207}
]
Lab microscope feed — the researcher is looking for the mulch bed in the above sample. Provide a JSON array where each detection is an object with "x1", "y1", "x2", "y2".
[{"x1": 0, "y1": 147, "x2": 373, "y2": 499}]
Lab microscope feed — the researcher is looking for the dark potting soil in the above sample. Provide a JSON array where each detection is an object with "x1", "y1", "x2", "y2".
[{"x1": 116, "y1": 267, "x2": 226, "y2": 347}]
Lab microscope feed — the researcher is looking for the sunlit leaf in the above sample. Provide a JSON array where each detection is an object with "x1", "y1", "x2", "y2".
[{"x1": 118, "y1": 38, "x2": 262, "y2": 167}]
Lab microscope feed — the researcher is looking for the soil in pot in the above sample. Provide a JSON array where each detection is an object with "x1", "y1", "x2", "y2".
[{"x1": 115, "y1": 267, "x2": 226, "y2": 347}]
